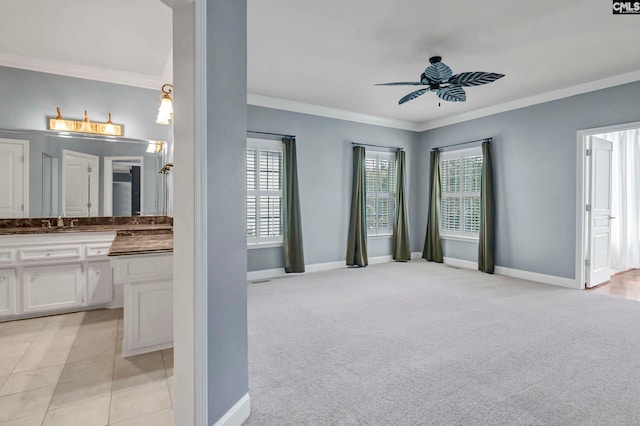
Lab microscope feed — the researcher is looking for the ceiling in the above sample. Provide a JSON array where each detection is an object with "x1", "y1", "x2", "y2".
[
  {"x1": 0, "y1": 0, "x2": 172, "y2": 88},
  {"x1": 1, "y1": 1, "x2": 639, "y2": 129},
  {"x1": 248, "y1": 0, "x2": 640, "y2": 127}
]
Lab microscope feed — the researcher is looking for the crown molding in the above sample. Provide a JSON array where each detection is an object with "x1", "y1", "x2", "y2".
[
  {"x1": 247, "y1": 94, "x2": 420, "y2": 131},
  {"x1": 0, "y1": 52, "x2": 169, "y2": 90},
  {"x1": 416, "y1": 69, "x2": 640, "y2": 131}
]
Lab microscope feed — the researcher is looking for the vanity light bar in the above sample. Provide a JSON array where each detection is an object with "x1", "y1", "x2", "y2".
[{"x1": 48, "y1": 108, "x2": 123, "y2": 136}]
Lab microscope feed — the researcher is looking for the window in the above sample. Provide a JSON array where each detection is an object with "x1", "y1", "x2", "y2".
[
  {"x1": 247, "y1": 139, "x2": 283, "y2": 245},
  {"x1": 365, "y1": 151, "x2": 396, "y2": 236},
  {"x1": 440, "y1": 147, "x2": 483, "y2": 239}
]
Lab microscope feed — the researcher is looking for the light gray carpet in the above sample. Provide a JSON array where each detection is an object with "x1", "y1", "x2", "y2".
[{"x1": 246, "y1": 261, "x2": 640, "y2": 425}]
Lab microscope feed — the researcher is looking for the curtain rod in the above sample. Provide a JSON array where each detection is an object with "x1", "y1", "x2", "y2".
[
  {"x1": 247, "y1": 130, "x2": 295, "y2": 139},
  {"x1": 351, "y1": 142, "x2": 402, "y2": 151},
  {"x1": 432, "y1": 137, "x2": 492, "y2": 151}
]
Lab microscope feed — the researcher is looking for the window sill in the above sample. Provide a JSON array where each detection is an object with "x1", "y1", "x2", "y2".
[
  {"x1": 368, "y1": 234, "x2": 392, "y2": 239},
  {"x1": 247, "y1": 242, "x2": 283, "y2": 250},
  {"x1": 440, "y1": 234, "x2": 479, "y2": 243}
]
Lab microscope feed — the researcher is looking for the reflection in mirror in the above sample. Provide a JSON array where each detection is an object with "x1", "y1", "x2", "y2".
[
  {"x1": 105, "y1": 157, "x2": 143, "y2": 216},
  {"x1": 0, "y1": 128, "x2": 167, "y2": 219}
]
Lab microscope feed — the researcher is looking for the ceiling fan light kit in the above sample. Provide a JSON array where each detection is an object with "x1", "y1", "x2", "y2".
[{"x1": 376, "y1": 56, "x2": 505, "y2": 106}]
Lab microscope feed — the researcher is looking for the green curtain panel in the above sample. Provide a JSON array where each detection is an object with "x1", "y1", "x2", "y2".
[
  {"x1": 346, "y1": 146, "x2": 368, "y2": 267},
  {"x1": 478, "y1": 141, "x2": 496, "y2": 273},
  {"x1": 392, "y1": 150, "x2": 411, "y2": 261},
  {"x1": 282, "y1": 137, "x2": 305, "y2": 273},
  {"x1": 423, "y1": 149, "x2": 443, "y2": 262}
]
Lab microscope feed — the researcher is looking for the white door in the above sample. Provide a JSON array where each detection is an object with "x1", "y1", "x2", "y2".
[
  {"x1": 586, "y1": 136, "x2": 614, "y2": 288},
  {"x1": 63, "y1": 150, "x2": 99, "y2": 217},
  {"x1": 0, "y1": 139, "x2": 28, "y2": 217}
]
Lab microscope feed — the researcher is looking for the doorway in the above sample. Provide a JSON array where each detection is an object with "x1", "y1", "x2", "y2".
[
  {"x1": 576, "y1": 121, "x2": 640, "y2": 289},
  {"x1": 104, "y1": 157, "x2": 144, "y2": 216}
]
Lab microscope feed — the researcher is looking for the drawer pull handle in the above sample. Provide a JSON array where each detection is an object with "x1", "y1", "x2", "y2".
[
  {"x1": 32, "y1": 274, "x2": 39, "y2": 280},
  {"x1": 0, "y1": 277, "x2": 5, "y2": 281},
  {"x1": 97, "y1": 269, "x2": 101, "y2": 274},
  {"x1": 46, "y1": 251, "x2": 52, "y2": 256}
]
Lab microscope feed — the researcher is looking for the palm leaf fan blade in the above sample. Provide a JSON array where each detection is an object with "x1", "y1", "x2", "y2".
[
  {"x1": 399, "y1": 88, "x2": 429, "y2": 104},
  {"x1": 448, "y1": 72, "x2": 505, "y2": 87},
  {"x1": 437, "y1": 86, "x2": 466, "y2": 102},
  {"x1": 375, "y1": 82, "x2": 425, "y2": 86}
]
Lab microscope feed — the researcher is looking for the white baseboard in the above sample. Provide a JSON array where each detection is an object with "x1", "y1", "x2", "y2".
[
  {"x1": 213, "y1": 393, "x2": 251, "y2": 426},
  {"x1": 247, "y1": 268, "x2": 286, "y2": 281},
  {"x1": 442, "y1": 256, "x2": 578, "y2": 289},
  {"x1": 494, "y1": 265, "x2": 578, "y2": 289},
  {"x1": 248, "y1": 253, "x2": 423, "y2": 281},
  {"x1": 369, "y1": 255, "x2": 392, "y2": 265},
  {"x1": 443, "y1": 257, "x2": 477, "y2": 270},
  {"x1": 305, "y1": 260, "x2": 345, "y2": 273}
]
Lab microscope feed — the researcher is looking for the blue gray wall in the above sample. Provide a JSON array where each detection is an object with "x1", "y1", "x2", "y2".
[
  {"x1": 415, "y1": 80, "x2": 640, "y2": 279},
  {"x1": 206, "y1": 0, "x2": 249, "y2": 422},
  {"x1": 0, "y1": 65, "x2": 170, "y2": 219},
  {"x1": 247, "y1": 106, "x2": 421, "y2": 272},
  {"x1": 0, "y1": 66, "x2": 168, "y2": 141}
]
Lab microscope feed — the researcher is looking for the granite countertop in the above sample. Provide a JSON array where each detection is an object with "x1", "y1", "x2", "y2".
[
  {"x1": 0, "y1": 216, "x2": 172, "y2": 235},
  {"x1": 0, "y1": 224, "x2": 173, "y2": 235},
  {"x1": 108, "y1": 230, "x2": 173, "y2": 256},
  {"x1": 0, "y1": 216, "x2": 174, "y2": 256}
]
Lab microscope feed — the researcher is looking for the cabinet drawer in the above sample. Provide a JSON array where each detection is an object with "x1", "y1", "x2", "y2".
[
  {"x1": 86, "y1": 244, "x2": 112, "y2": 258},
  {"x1": 0, "y1": 249, "x2": 15, "y2": 265},
  {"x1": 19, "y1": 245, "x2": 82, "y2": 262},
  {"x1": 114, "y1": 254, "x2": 173, "y2": 283}
]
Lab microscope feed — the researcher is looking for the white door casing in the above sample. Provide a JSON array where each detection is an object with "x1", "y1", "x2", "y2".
[
  {"x1": 62, "y1": 150, "x2": 99, "y2": 217},
  {"x1": 587, "y1": 136, "x2": 614, "y2": 288},
  {"x1": 0, "y1": 139, "x2": 29, "y2": 217}
]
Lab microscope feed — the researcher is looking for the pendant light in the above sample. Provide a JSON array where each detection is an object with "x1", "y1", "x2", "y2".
[
  {"x1": 53, "y1": 107, "x2": 68, "y2": 131},
  {"x1": 79, "y1": 110, "x2": 92, "y2": 133},
  {"x1": 156, "y1": 83, "x2": 174, "y2": 125},
  {"x1": 104, "y1": 113, "x2": 116, "y2": 135}
]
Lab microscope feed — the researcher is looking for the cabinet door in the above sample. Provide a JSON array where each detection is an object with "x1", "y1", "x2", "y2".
[
  {"x1": 88, "y1": 261, "x2": 113, "y2": 305},
  {"x1": 124, "y1": 278, "x2": 173, "y2": 356},
  {"x1": 23, "y1": 264, "x2": 84, "y2": 313},
  {"x1": 0, "y1": 269, "x2": 16, "y2": 317}
]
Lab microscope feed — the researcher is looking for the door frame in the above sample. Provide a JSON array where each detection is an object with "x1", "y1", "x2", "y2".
[
  {"x1": 0, "y1": 138, "x2": 29, "y2": 217},
  {"x1": 61, "y1": 149, "x2": 100, "y2": 217},
  {"x1": 103, "y1": 156, "x2": 144, "y2": 216},
  {"x1": 575, "y1": 120, "x2": 640, "y2": 289}
]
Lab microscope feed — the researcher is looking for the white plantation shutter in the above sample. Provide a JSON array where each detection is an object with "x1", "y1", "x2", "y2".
[
  {"x1": 365, "y1": 150, "x2": 397, "y2": 236},
  {"x1": 439, "y1": 147, "x2": 482, "y2": 238},
  {"x1": 247, "y1": 139, "x2": 283, "y2": 244}
]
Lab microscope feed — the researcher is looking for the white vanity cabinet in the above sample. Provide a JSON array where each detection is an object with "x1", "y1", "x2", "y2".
[
  {"x1": 112, "y1": 253, "x2": 173, "y2": 357},
  {"x1": 23, "y1": 263, "x2": 84, "y2": 313},
  {"x1": 0, "y1": 232, "x2": 117, "y2": 320},
  {"x1": 0, "y1": 269, "x2": 16, "y2": 316}
]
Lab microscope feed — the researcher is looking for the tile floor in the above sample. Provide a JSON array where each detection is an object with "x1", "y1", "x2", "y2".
[
  {"x1": 590, "y1": 269, "x2": 640, "y2": 301},
  {"x1": 0, "y1": 309, "x2": 174, "y2": 425}
]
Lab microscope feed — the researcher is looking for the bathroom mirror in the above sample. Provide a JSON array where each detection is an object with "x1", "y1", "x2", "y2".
[{"x1": 0, "y1": 128, "x2": 168, "y2": 219}]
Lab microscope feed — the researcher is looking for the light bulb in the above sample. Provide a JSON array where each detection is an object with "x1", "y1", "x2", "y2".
[
  {"x1": 158, "y1": 96, "x2": 173, "y2": 115},
  {"x1": 104, "y1": 113, "x2": 116, "y2": 135},
  {"x1": 156, "y1": 111, "x2": 170, "y2": 125},
  {"x1": 79, "y1": 110, "x2": 92, "y2": 133},
  {"x1": 53, "y1": 107, "x2": 68, "y2": 131}
]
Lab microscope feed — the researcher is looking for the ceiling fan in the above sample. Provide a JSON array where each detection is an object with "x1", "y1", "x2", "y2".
[{"x1": 376, "y1": 56, "x2": 505, "y2": 105}]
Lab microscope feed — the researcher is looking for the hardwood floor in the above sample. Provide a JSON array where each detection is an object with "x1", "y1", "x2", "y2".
[{"x1": 589, "y1": 269, "x2": 640, "y2": 301}]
